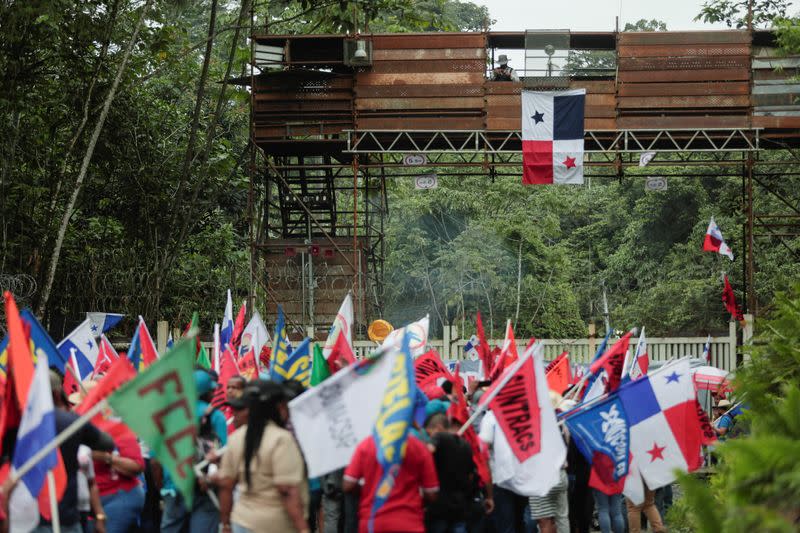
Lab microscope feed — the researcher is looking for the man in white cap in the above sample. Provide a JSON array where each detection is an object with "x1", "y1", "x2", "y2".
[{"x1": 492, "y1": 54, "x2": 519, "y2": 81}]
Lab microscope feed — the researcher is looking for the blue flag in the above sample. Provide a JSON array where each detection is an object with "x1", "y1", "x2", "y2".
[
  {"x1": 564, "y1": 394, "x2": 630, "y2": 481},
  {"x1": 269, "y1": 305, "x2": 293, "y2": 377},
  {"x1": 1, "y1": 310, "x2": 69, "y2": 376},
  {"x1": 86, "y1": 312, "x2": 125, "y2": 334},
  {"x1": 271, "y1": 337, "x2": 311, "y2": 387},
  {"x1": 369, "y1": 332, "x2": 415, "y2": 533}
]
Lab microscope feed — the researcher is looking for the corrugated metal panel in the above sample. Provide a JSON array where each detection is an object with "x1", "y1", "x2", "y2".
[
  {"x1": 618, "y1": 68, "x2": 750, "y2": 83},
  {"x1": 372, "y1": 48, "x2": 485, "y2": 60},
  {"x1": 355, "y1": 72, "x2": 485, "y2": 85},
  {"x1": 618, "y1": 30, "x2": 749, "y2": 45},
  {"x1": 618, "y1": 95, "x2": 750, "y2": 108},
  {"x1": 618, "y1": 43, "x2": 750, "y2": 58},
  {"x1": 356, "y1": 97, "x2": 485, "y2": 110},
  {"x1": 368, "y1": 59, "x2": 485, "y2": 73},
  {"x1": 355, "y1": 85, "x2": 484, "y2": 98},
  {"x1": 371, "y1": 33, "x2": 485, "y2": 49},
  {"x1": 617, "y1": 116, "x2": 749, "y2": 128},
  {"x1": 619, "y1": 55, "x2": 750, "y2": 71},
  {"x1": 619, "y1": 82, "x2": 749, "y2": 96}
]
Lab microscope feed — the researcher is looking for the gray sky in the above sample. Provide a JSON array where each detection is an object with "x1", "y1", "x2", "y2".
[{"x1": 475, "y1": 0, "x2": 800, "y2": 32}]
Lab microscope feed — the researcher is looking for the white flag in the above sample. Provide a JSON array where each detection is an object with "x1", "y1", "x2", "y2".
[
  {"x1": 323, "y1": 293, "x2": 354, "y2": 358},
  {"x1": 381, "y1": 315, "x2": 429, "y2": 357},
  {"x1": 478, "y1": 343, "x2": 567, "y2": 497},
  {"x1": 288, "y1": 348, "x2": 400, "y2": 477},
  {"x1": 639, "y1": 151, "x2": 656, "y2": 167},
  {"x1": 239, "y1": 310, "x2": 270, "y2": 359}
]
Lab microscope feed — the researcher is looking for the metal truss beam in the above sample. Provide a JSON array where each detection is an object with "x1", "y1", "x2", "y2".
[{"x1": 345, "y1": 128, "x2": 760, "y2": 155}]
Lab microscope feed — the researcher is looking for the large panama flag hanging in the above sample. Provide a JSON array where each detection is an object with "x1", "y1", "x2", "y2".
[{"x1": 522, "y1": 89, "x2": 586, "y2": 185}]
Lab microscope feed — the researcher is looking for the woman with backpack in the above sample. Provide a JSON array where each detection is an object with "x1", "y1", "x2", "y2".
[{"x1": 218, "y1": 379, "x2": 310, "y2": 533}]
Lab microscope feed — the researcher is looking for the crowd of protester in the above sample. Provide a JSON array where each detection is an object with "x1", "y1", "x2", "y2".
[{"x1": 0, "y1": 364, "x2": 740, "y2": 533}]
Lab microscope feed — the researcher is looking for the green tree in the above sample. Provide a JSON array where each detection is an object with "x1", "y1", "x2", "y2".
[{"x1": 678, "y1": 285, "x2": 800, "y2": 532}]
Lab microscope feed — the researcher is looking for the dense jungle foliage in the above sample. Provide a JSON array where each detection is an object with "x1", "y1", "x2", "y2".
[{"x1": 0, "y1": 0, "x2": 798, "y2": 340}]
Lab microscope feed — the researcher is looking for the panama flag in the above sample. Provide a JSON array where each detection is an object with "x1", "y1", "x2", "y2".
[
  {"x1": 57, "y1": 319, "x2": 100, "y2": 378},
  {"x1": 86, "y1": 312, "x2": 125, "y2": 335},
  {"x1": 522, "y1": 89, "x2": 586, "y2": 185},
  {"x1": 703, "y1": 217, "x2": 734, "y2": 260},
  {"x1": 10, "y1": 343, "x2": 59, "y2": 532},
  {"x1": 619, "y1": 359, "x2": 706, "y2": 504},
  {"x1": 323, "y1": 292, "x2": 354, "y2": 359},
  {"x1": 627, "y1": 327, "x2": 649, "y2": 381},
  {"x1": 220, "y1": 289, "x2": 234, "y2": 350},
  {"x1": 702, "y1": 334, "x2": 712, "y2": 364}
]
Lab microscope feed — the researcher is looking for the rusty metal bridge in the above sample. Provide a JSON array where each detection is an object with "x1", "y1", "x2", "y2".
[{"x1": 244, "y1": 29, "x2": 800, "y2": 336}]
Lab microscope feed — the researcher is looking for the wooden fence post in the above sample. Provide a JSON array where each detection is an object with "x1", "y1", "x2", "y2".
[
  {"x1": 443, "y1": 323, "x2": 451, "y2": 359},
  {"x1": 157, "y1": 320, "x2": 168, "y2": 353},
  {"x1": 728, "y1": 320, "x2": 737, "y2": 368},
  {"x1": 588, "y1": 323, "x2": 596, "y2": 358},
  {"x1": 741, "y1": 314, "x2": 754, "y2": 364}
]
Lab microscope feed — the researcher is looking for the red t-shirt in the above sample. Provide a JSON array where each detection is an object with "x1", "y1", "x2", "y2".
[
  {"x1": 93, "y1": 434, "x2": 144, "y2": 496},
  {"x1": 344, "y1": 435, "x2": 439, "y2": 533}
]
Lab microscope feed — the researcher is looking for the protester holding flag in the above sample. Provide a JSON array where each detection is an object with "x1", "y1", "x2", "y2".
[
  {"x1": 343, "y1": 337, "x2": 439, "y2": 533},
  {"x1": 14, "y1": 370, "x2": 116, "y2": 532},
  {"x1": 91, "y1": 427, "x2": 146, "y2": 533},
  {"x1": 159, "y1": 369, "x2": 228, "y2": 533},
  {"x1": 218, "y1": 380, "x2": 310, "y2": 533}
]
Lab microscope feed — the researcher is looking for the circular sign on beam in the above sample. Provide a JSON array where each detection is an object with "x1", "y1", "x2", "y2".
[
  {"x1": 415, "y1": 174, "x2": 438, "y2": 190},
  {"x1": 403, "y1": 154, "x2": 428, "y2": 166},
  {"x1": 644, "y1": 176, "x2": 668, "y2": 192}
]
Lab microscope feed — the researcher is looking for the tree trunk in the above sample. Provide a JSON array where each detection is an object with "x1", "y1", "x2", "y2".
[{"x1": 36, "y1": 0, "x2": 153, "y2": 317}]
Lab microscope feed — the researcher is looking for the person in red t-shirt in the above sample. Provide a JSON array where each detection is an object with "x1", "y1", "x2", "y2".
[
  {"x1": 92, "y1": 432, "x2": 146, "y2": 533},
  {"x1": 343, "y1": 434, "x2": 439, "y2": 533}
]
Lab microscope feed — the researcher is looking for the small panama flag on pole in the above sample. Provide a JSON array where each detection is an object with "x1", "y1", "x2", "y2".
[
  {"x1": 521, "y1": 89, "x2": 586, "y2": 185},
  {"x1": 703, "y1": 217, "x2": 734, "y2": 260}
]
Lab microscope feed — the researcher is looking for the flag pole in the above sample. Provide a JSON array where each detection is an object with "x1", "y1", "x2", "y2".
[
  {"x1": 47, "y1": 471, "x2": 61, "y2": 533},
  {"x1": 68, "y1": 348, "x2": 89, "y2": 395},
  {"x1": 9, "y1": 400, "x2": 108, "y2": 485},
  {"x1": 457, "y1": 343, "x2": 538, "y2": 436}
]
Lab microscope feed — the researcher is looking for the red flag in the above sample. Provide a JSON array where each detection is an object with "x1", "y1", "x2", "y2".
[
  {"x1": 75, "y1": 356, "x2": 136, "y2": 416},
  {"x1": 722, "y1": 275, "x2": 744, "y2": 322},
  {"x1": 136, "y1": 320, "x2": 159, "y2": 370},
  {"x1": 589, "y1": 332, "x2": 632, "y2": 394},
  {"x1": 327, "y1": 330, "x2": 356, "y2": 374},
  {"x1": 0, "y1": 292, "x2": 35, "y2": 458},
  {"x1": 488, "y1": 355, "x2": 541, "y2": 462},
  {"x1": 38, "y1": 451, "x2": 66, "y2": 519},
  {"x1": 91, "y1": 335, "x2": 119, "y2": 378},
  {"x1": 414, "y1": 350, "x2": 453, "y2": 387},
  {"x1": 447, "y1": 363, "x2": 491, "y2": 486},
  {"x1": 491, "y1": 320, "x2": 518, "y2": 381},
  {"x1": 62, "y1": 357, "x2": 81, "y2": 400},
  {"x1": 546, "y1": 352, "x2": 572, "y2": 394},
  {"x1": 231, "y1": 302, "x2": 247, "y2": 351},
  {"x1": 238, "y1": 347, "x2": 259, "y2": 380},
  {"x1": 259, "y1": 345, "x2": 271, "y2": 371},
  {"x1": 475, "y1": 311, "x2": 493, "y2": 380},
  {"x1": 488, "y1": 346, "x2": 504, "y2": 381},
  {"x1": 212, "y1": 347, "x2": 240, "y2": 434}
]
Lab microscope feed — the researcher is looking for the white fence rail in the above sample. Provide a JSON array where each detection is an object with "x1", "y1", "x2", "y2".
[
  {"x1": 153, "y1": 320, "x2": 743, "y2": 374},
  {"x1": 352, "y1": 321, "x2": 740, "y2": 372}
]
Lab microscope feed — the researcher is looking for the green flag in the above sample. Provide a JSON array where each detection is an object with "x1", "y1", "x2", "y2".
[
  {"x1": 310, "y1": 343, "x2": 331, "y2": 386},
  {"x1": 108, "y1": 339, "x2": 198, "y2": 505},
  {"x1": 187, "y1": 311, "x2": 210, "y2": 369}
]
